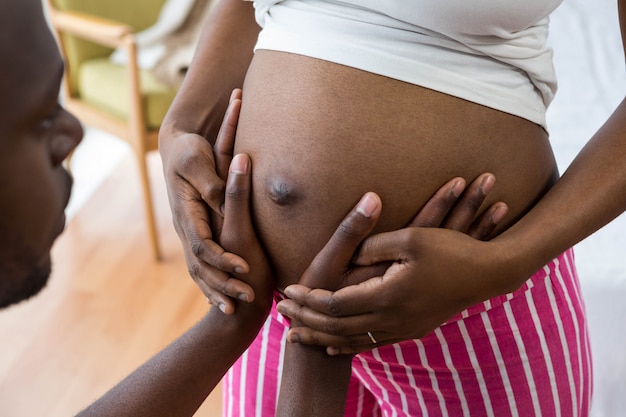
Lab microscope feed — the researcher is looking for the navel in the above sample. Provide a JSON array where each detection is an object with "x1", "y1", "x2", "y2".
[{"x1": 267, "y1": 179, "x2": 300, "y2": 206}]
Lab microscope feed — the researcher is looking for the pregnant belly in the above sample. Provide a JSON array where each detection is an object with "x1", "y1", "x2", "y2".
[{"x1": 234, "y1": 50, "x2": 558, "y2": 290}]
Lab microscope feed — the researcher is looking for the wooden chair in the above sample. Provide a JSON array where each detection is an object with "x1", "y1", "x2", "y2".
[{"x1": 45, "y1": 0, "x2": 178, "y2": 260}]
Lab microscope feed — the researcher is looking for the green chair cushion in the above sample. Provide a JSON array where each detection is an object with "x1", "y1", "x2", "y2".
[
  {"x1": 53, "y1": 0, "x2": 168, "y2": 95},
  {"x1": 78, "y1": 58, "x2": 177, "y2": 129}
]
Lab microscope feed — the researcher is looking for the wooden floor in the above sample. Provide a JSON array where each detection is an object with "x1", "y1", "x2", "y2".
[{"x1": 0, "y1": 153, "x2": 222, "y2": 416}]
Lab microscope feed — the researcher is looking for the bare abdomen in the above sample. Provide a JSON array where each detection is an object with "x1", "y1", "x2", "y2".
[{"x1": 234, "y1": 50, "x2": 558, "y2": 289}]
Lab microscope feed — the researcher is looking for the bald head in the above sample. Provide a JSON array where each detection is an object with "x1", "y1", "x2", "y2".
[{"x1": 0, "y1": 0, "x2": 59, "y2": 130}]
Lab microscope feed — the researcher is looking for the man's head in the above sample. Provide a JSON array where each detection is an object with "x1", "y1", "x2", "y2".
[{"x1": 0, "y1": 0, "x2": 83, "y2": 308}]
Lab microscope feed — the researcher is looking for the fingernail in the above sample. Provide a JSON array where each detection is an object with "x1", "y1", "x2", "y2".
[
  {"x1": 327, "y1": 347, "x2": 340, "y2": 356},
  {"x1": 356, "y1": 193, "x2": 378, "y2": 217},
  {"x1": 229, "y1": 89, "x2": 238, "y2": 102},
  {"x1": 288, "y1": 332, "x2": 301, "y2": 343},
  {"x1": 283, "y1": 286, "x2": 296, "y2": 299},
  {"x1": 490, "y1": 204, "x2": 507, "y2": 224},
  {"x1": 480, "y1": 174, "x2": 495, "y2": 193},
  {"x1": 218, "y1": 303, "x2": 227, "y2": 313},
  {"x1": 238, "y1": 293, "x2": 250, "y2": 302},
  {"x1": 230, "y1": 154, "x2": 248, "y2": 174},
  {"x1": 234, "y1": 265, "x2": 246, "y2": 274},
  {"x1": 451, "y1": 179, "x2": 466, "y2": 197},
  {"x1": 276, "y1": 302, "x2": 286, "y2": 314}
]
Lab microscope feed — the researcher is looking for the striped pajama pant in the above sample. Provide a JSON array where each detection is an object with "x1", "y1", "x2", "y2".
[{"x1": 223, "y1": 248, "x2": 592, "y2": 416}]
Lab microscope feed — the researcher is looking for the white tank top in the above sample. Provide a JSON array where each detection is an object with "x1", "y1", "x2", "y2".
[{"x1": 248, "y1": 0, "x2": 564, "y2": 129}]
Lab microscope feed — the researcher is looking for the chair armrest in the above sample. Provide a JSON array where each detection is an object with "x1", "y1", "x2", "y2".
[
  {"x1": 48, "y1": 8, "x2": 134, "y2": 48},
  {"x1": 47, "y1": 4, "x2": 144, "y2": 128}
]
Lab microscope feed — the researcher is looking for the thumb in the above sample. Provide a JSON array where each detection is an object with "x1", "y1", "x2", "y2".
[
  {"x1": 352, "y1": 228, "x2": 415, "y2": 266},
  {"x1": 300, "y1": 192, "x2": 382, "y2": 290}
]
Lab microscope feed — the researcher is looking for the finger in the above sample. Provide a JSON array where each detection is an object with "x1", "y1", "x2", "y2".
[
  {"x1": 352, "y1": 227, "x2": 416, "y2": 266},
  {"x1": 185, "y1": 249, "x2": 254, "y2": 310},
  {"x1": 180, "y1": 167, "x2": 250, "y2": 276},
  {"x1": 326, "y1": 340, "x2": 406, "y2": 356},
  {"x1": 466, "y1": 202, "x2": 508, "y2": 240},
  {"x1": 171, "y1": 179, "x2": 253, "y2": 307},
  {"x1": 182, "y1": 216, "x2": 249, "y2": 273},
  {"x1": 211, "y1": 92, "x2": 242, "y2": 236},
  {"x1": 219, "y1": 153, "x2": 258, "y2": 302},
  {"x1": 170, "y1": 133, "x2": 226, "y2": 218},
  {"x1": 281, "y1": 303, "x2": 408, "y2": 355},
  {"x1": 170, "y1": 181, "x2": 249, "y2": 274},
  {"x1": 407, "y1": 177, "x2": 466, "y2": 227},
  {"x1": 441, "y1": 173, "x2": 495, "y2": 232},
  {"x1": 285, "y1": 326, "x2": 381, "y2": 349},
  {"x1": 277, "y1": 297, "x2": 374, "y2": 336},
  {"x1": 199, "y1": 279, "x2": 236, "y2": 315},
  {"x1": 170, "y1": 184, "x2": 213, "y2": 244},
  {"x1": 282, "y1": 276, "x2": 386, "y2": 318},
  {"x1": 286, "y1": 327, "x2": 406, "y2": 355},
  {"x1": 214, "y1": 89, "x2": 242, "y2": 181},
  {"x1": 221, "y1": 154, "x2": 253, "y2": 249},
  {"x1": 341, "y1": 262, "x2": 391, "y2": 288},
  {"x1": 300, "y1": 192, "x2": 382, "y2": 289}
]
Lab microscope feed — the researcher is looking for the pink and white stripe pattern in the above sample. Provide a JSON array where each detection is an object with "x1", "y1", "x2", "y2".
[{"x1": 223, "y1": 248, "x2": 592, "y2": 417}]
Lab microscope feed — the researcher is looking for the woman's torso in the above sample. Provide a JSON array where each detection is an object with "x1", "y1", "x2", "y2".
[
  {"x1": 233, "y1": 1, "x2": 561, "y2": 289},
  {"x1": 235, "y1": 51, "x2": 557, "y2": 289}
]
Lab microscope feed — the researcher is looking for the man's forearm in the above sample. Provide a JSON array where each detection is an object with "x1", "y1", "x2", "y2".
[
  {"x1": 76, "y1": 305, "x2": 266, "y2": 417},
  {"x1": 277, "y1": 339, "x2": 353, "y2": 417}
]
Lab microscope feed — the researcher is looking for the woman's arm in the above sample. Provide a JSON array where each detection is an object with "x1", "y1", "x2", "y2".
[
  {"x1": 481, "y1": 0, "x2": 626, "y2": 283},
  {"x1": 158, "y1": 0, "x2": 260, "y2": 314},
  {"x1": 162, "y1": 0, "x2": 259, "y2": 143}
]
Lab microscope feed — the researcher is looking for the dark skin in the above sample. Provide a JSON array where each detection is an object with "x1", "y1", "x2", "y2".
[
  {"x1": 0, "y1": 2, "x2": 346, "y2": 414},
  {"x1": 0, "y1": 4, "x2": 506, "y2": 412},
  {"x1": 79, "y1": 92, "x2": 508, "y2": 417},
  {"x1": 201, "y1": 91, "x2": 510, "y2": 417},
  {"x1": 156, "y1": 1, "x2": 623, "y2": 415},
  {"x1": 0, "y1": 0, "x2": 83, "y2": 307},
  {"x1": 161, "y1": 0, "x2": 626, "y2": 361},
  {"x1": 202, "y1": 91, "x2": 511, "y2": 417},
  {"x1": 275, "y1": 2, "x2": 626, "y2": 355},
  {"x1": 159, "y1": 0, "x2": 260, "y2": 313},
  {"x1": 275, "y1": 176, "x2": 506, "y2": 416}
]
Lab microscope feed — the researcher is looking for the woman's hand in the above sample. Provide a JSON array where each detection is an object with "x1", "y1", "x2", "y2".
[
  {"x1": 160, "y1": 89, "x2": 257, "y2": 314},
  {"x1": 276, "y1": 174, "x2": 510, "y2": 354}
]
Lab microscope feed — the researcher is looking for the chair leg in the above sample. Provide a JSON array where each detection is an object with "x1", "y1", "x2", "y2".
[{"x1": 135, "y1": 151, "x2": 162, "y2": 261}]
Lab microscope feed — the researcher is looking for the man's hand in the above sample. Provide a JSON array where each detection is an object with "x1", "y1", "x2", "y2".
[{"x1": 218, "y1": 153, "x2": 274, "y2": 324}]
